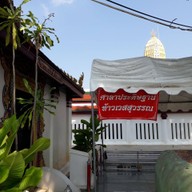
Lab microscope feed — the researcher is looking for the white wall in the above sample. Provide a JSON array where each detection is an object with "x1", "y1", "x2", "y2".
[
  {"x1": 0, "y1": 64, "x2": 4, "y2": 120},
  {"x1": 43, "y1": 85, "x2": 69, "y2": 170},
  {"x1": 72, "y1": 113, "x2": 192, "y2": 151},
  {"x1": 72, "y1": 114, "x2": 91, "y2": 124}
]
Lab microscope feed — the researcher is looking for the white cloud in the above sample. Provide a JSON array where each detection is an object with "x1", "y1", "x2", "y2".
[{"x1": 51, "y1": 0, "x2": 74, "y2": 6}]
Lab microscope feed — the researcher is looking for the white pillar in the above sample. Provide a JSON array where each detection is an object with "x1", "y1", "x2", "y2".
[{"x1": 67, "y1": 99, "x2": 72, "y2": 151}]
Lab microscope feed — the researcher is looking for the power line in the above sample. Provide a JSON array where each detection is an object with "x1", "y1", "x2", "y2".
[
  {"x1": 91, "y1": 0, "x2": 192, "y2": 32},
  {"x1": 106, "y1": 0, "x2": 192, "y2": 29}
]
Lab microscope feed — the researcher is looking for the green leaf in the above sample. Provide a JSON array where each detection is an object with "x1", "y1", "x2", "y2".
[
  {"x1": 0, "y1": 164, "x2": 9, "y2": 184},
  {"x1": 19, "y1": 167, "x2": 42, "y2": 190},
  {"x1": 0, "y1": 115, "x2": 26, "y2": 161},
  {"x1": 1, "y1": 131, "x2": 19, "y2": 160},
  {"x1": 0, "y1": 7, "x2": 9, "y2": 16},
  {"x1": 0, "y1": 142, "x2": 7, "y2": 160},
  {"x1": 22, "y1": 0, "x2": 31, "y2": 5},
  {"x1": 46, "y1": 35, "x2": 53, "y2": 47},
  {"x1": 0, "y1": 115, "x2": 19, "y2": 146},
  {"x1": 73, "y1": 116, "x2": 106, "y2": 152},
  {"x1": 23, "y1": 137, "x2": 50, "y2": 165},
  {"x1": 0, "y1": 152, "x2": 25, "y2": 189},
  {"x1": 6, "y1": 7, "x2": 13, "y2": 16},
  {"x1": 81, "y1": 119, "x2": 89, "y2": 126},
  {"x1": 5, "y1": 26, "x2": 11, "y2": 46},
  {"x1": 23, "y1": 79, "x2": 34, "y2": 96},
  {"x1": 0, "y1": 22, "x2": 9, "y2": 31}
]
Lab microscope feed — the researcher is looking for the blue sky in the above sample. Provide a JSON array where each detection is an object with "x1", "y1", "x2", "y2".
[{"x1": 15, "y1": 0, "x2": 192, "y2": 89}]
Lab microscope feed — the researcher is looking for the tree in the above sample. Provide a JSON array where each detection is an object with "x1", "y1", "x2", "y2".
[
  {"x1": 0, "y1": 0, "x2": 30, "y2": 115},
  {"x1": 21, "y1": 11, "x2": 59, "y2": 164},
  {"x1": 0, "y1": 0, "x2": 31, "y2": 152}
]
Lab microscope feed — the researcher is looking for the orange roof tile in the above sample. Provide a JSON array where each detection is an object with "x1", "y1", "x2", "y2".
[{"x1": 72, "y1": 93, "x2": 91, "y2": 102}]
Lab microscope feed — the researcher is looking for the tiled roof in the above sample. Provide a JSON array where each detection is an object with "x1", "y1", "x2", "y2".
[
  {"x1": 72, "y1": 93, "x2": 97, "y2": 113},
  {"x1": 72, "y1": 93, "x2": 91, "y2": 102}
]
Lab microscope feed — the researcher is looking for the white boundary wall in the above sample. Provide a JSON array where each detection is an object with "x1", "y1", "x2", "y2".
[{"x1": 72, "y1": 113, "x2": 192, "y2": 150}]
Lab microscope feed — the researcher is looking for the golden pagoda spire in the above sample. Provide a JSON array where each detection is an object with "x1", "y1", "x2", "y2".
[
  {"x1": 151, "y1": 30, "x2": 156, "y2": 37},
  {"x1": 144, "y1": 31, "x2": 166, "y2": 59}
]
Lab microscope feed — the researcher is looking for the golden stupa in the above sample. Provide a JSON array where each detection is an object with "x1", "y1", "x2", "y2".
[{"x1": 144, "y1": 32, "x2": 166, "y2": 58}]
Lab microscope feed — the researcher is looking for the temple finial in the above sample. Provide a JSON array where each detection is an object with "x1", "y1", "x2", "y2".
[{"x1": 151, "y1": 30, "x2": 156, "y2": 37}]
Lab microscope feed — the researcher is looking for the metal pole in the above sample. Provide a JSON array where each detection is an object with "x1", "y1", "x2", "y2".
[
  {"x1": 87, "y1": 159, "x2": 91, "y2": 192},
  {"x1": 91, "y1": 91, "x2": 97, "y2": 192}
]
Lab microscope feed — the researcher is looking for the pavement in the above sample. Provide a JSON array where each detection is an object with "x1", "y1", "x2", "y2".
[{"x1": 95, "y1": 170, "x2": 156, "y2": 192}]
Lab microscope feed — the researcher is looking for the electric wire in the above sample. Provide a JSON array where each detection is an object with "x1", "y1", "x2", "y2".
[
  {"x1": 106, "y1": 0, "x2": 192, "y2": 29},
  {"x1": 91, "y1": 0, "x2": 192, "y2": 32}
]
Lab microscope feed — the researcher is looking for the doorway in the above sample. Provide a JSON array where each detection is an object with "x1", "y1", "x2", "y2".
[{"x1": 16, "y1": 89, "x2": 32, "y2": 150}]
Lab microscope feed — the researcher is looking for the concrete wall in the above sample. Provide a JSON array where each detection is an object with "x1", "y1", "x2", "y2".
[
  {"x1": 72, "y1": 114, "x2": 91, "y2": 124},
  {"x1": 0, "y1": 64, "x2": 4, "y2": 120},
  {"x1": 155, "y1": 151, "x2": 192, "y2": 192},
  {"x1": 72, "y1": 113, "x2": 192, "y2": 150},
  {"x1": 43, "y1": 85, "x2": 70, "y2": 171}
]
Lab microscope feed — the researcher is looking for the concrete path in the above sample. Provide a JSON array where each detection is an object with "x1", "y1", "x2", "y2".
[{"x1": 96, "y1": 170, "x2": 156, "y2": 192}]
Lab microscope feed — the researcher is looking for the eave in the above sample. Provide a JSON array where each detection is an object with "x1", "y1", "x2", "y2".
[
  {"x1": 0, "y1": 30, "x2": 84, "y2": 99},
  {"x1": 19, "y1": 44, "x2": 85, "y2": 98}
]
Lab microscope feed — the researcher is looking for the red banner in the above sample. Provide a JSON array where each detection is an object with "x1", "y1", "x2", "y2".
[{"x1": 97, "y1": 88, "x2": 159, "y2": 121}]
